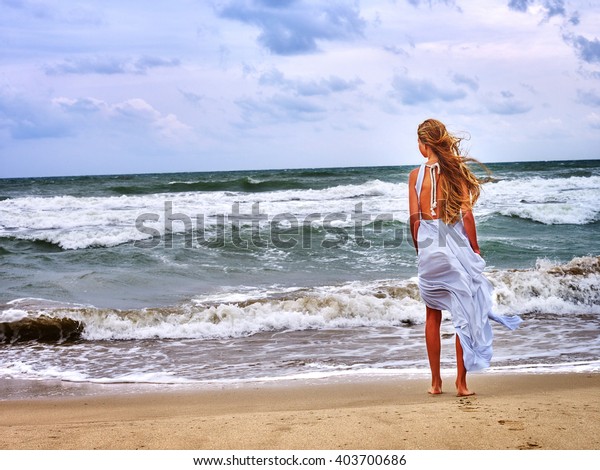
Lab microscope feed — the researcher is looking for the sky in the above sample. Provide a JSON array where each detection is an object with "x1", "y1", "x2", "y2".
[{"x1": 1, "y1": 0, "x2": 599, "y2": 177}]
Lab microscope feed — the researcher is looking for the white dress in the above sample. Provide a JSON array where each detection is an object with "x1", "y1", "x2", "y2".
[{"x1": 415, "y1": 163, "x2": 522, "y2": 371}]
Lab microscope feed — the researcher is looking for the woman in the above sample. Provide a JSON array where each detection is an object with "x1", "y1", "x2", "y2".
[{"x1": 408, "y1": 119, "x2": 521, "y2": 396}]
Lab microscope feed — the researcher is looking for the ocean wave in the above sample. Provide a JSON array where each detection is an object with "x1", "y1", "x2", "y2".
[
  {"x1": 2, "y1": 256, "x2": 597, "y2": 343},
  {"x1": 1, "y1": 172, "x2": 598, "y2": 253},
  {"x1": 498, "y1": 205, "x2": 599, "y2": 225},
  {"x1": 0, "y1": 314, "x2": 83, "y2": 343},
  {"x1": 0, "y1": 282, "x2": 424, "y2": 343},
  {"x1": 107, "y1": 168, "x2": 393, "y2": 196},
  {"x1": 488, "y1": 256, "x2": 600, "y2": 315},
  {"x1": 479, "y1": 175, "x2": 600, "y2": 225},
  {"x1": 111, "y1": 176, "x2": 314, "y2": 195},
  {"x1": 0, "y1": 180, "x2": 405, "y2": 250}
]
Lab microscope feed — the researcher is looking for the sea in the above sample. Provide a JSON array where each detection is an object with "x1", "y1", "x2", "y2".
[{"x1": 1, "y1": 159, "x2": 599, "y2": 399}]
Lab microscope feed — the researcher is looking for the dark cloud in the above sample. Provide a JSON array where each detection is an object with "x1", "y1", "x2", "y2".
[
  {"x1": 53, "y1": 97, "x2": 104, "y2": 114},
  {"x1": 178, "y1": 89, "x2": 205, "y2": 107},
  {"x1": 258, "y1": 68, "x2": 286, "y2": 86},
  {"x1": 485, "y1": 91, "x2": 532, "y2": 115},
  {"x1": 405, "y1": 0, "x2": 462, "y2": 13},
  {"x1": 44, "y1": 56, "x2": 180, "y2": 75},
  {"x1": 577, "y1": 89, "x2": 600, "y2": 107},
  {"x1": 1, "y1": 0, "x2": 54, "y2": 19},
  {"x1": 1, "y1": 0, "x2": 102, "y2": 24},
  {"x1": 520, "y1": 82, "x2": 537, "y2": 94},
  {"x1": 507, "y1": 0, "x2": 531, "y2": 12},
  {"x1": 452, "y1": 73, "x2": 479, "y2": 91},
  {"x1": 390, "y1": 74, "x2": 467, "y2": 105},
  {"x1": 542, "y1": 0, "x2": 566, "y2": 18},
  {"x1": 218, "y1": 0, "x2": 366, "y2": 55},
  {"x1": 588, "y1": 114, "x2": 600, "y2": 129},
  {"x1": 406, "y1": 0, "x2": 459, "y2": 7},
  {"x1": 577, "y1": 68, "x2": 600, "y2": 81},
  {"x1": 0, "y1": 89, "x2": 70, "y2": 139},
  {"x1": 569, "y1": 11, "x2": 580, "y2": 25},
  {"x1": 507, "y1": 0, "x2": 566, "y2": 19},
  {"x1": 236, "y1": 94, "x2": 326, "y2": 127},
  {"x1": 259, "y1": 68, "x2": 363, "y2": 96},
  {"x1": 383, "y1": 45, "x2": 409, "y2": 57},
  {"x1": 508, "y1": 1, "x2": 597, "y2": 66},
  {"x1": 565, "y1": 34, "x2": 600, "y2": 64},
  {"x1": 135, "y1": 56, "x2": 180, "y2": 71}
]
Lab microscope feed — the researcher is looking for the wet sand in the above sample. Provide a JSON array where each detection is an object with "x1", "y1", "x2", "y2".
[{"x1": 1, "y1": 373, "x2": 599, "y2": 450}]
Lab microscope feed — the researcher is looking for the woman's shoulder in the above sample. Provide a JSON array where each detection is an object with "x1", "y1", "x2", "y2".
[
  {"x1": 409, "y1": 166, "x2": 421, "y2": 180},
  {"x1": 409, "y1": 165, "x2": 426, "y2": 185}
]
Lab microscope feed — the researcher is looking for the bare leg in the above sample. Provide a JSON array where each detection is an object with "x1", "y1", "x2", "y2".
[
  {"x1": 425, "y1": 307, "x2": 442, "y2": 394},
  {"x1": 455, "y1": 334, "x2": 475, "y2": 396}
]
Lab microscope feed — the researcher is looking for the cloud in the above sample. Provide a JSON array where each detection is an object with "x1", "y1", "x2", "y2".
[
  {"x1": 178, "y1": 89, "x2": 205, "y2": 107},
  {"x1": 586, "y1": 112, "x2": 600, "y2": 129},
  {"x1": 520, "y1": 82, "x2": 537, "y2": 94},
  {"x1": 509, "y1": 2, "x2": 588, "y2": 68},
  {"x1": 44, "y1": 55, "x2": 181, "y2": 75},
  {"x1": 53, "y1": 97, "x2": 191, "y2": 139},
  {"x1": 1, "y1": 0, "x2": 102, "y2": 25},
  {"x1": 507, "y1": 0, "x2": 531, "y2": 11},
  {"x1": 543, "y1": 0, "x2": 566, "y2": 18},
  {"x1": 389, "y1": 74, "x2": 467, "y2": 105},
  {"x1": 577, "y1": 89, "x2": 600, "y2": 107},
  {"x1": 0, "y1": 88, "x2": 71, "y2": 139},
  {"x1": 568, "y1": 11, "x2": 580, "y2": 26},
  {"x1": 52, "y1": 96, "x2": 107, "y2": 114},
  {"x1": 564, "y1": 34, "x2": 600, "y2": 64},
  {"x1": 383, "y1": 45, "x2": 409, "y2": 57},
  {"x1": 484, "y1": 90, "x2": 532, "y2": 115},
  {"x1": 235, "y1": 94, "x2": 326, "y2": 127},
  {"x1": 217, "y1": 0, "x2": 366, "y2": 55},
  {"x1": 507, "y1": 0, "x2": 566, "y2": 19},
  {"x1": 53, "y1": 96, "x2": 191, "y2": 140},
  {"x1": 452, "y1": 73, "x2": 479, "y2": 91},
  {"x1": 2, "y1": 0, "x2": 54, "y2": 19},
  {"x1": 406, "y1": 0, "x2": 460, "y2": 10},
  {"x1": 258, "y1": 68, "x2": 363, "y2": 96}
]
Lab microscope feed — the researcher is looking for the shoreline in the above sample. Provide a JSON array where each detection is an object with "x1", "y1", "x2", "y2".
[{"x1": 1, "y1": 372, "x2": 599, "y2": 450}]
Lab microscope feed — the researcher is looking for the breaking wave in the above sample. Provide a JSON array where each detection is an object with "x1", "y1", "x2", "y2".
[{"x1": 2, "y1": 256, "x2": 598, "y2": 343}]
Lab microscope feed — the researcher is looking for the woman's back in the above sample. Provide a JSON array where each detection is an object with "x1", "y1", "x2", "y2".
[{"x1": 416, "y1": 163, "x2": 445, "y2": 221}]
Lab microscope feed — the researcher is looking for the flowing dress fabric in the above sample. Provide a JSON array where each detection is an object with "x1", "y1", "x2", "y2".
[{"x1": 415, "y1": 164, "x2": 522, "y2": 371}]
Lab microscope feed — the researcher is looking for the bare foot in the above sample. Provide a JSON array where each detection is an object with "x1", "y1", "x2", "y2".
[
  {"x1": 428, "y1": 380, "x2": 443, "y2": 395},
  {"x1": 455, "y1": 380, "x2": 475, "y2": 397}
]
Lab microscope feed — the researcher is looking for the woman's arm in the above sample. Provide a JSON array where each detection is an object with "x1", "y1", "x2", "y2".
[
  {"x1": 461, "y1": 210, "x2": 480, "y2": 255},
  {"x1": 408, "y1": 169, "x2": 420, "y2": 254}
]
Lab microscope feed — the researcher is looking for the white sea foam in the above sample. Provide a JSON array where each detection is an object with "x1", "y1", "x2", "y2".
[
  {"x1": 478, "y1": 175, "x2": 600, "y2": 225},
  {"x1": 81, "y1": 280, "x2": 427, "y2": 341},
  {"x1": 3, "y1": 256, "x2": 597, "y2": 341},
  {"x1": 1, "y1": 174, "x2": 597, "y2": 249},
  {"x1": 0, "y1": 308, "x2": 28, "y2": 322},
  {"x1": 488, "y1": 256, "x2": 600, "y2": 315},
  {"x1": 0, "y1": 361, "x2": 90, "y2": 383},
  {"x1": 0, "y1": 180, "x2": 405, "y2": 249}
]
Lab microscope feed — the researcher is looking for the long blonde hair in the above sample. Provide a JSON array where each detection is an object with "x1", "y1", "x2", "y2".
[{"x1": 417, "y1": 119, "x2": 488, "y2": 224}]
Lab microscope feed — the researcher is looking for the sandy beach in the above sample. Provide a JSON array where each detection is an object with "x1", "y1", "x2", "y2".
[{"x1": 0, "y1": 373, "x2": 598, "y2": 450}]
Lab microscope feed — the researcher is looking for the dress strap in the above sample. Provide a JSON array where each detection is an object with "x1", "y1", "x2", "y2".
[
  {"x1": 427, "y1": 162, "x2": 440, "y2": 216},
  {"x1": 415, "y1": 162, "x2": 441, "y2": 218},
  {"x1": 415, "y1": 163, "x2": 426, "y2": 219}
]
